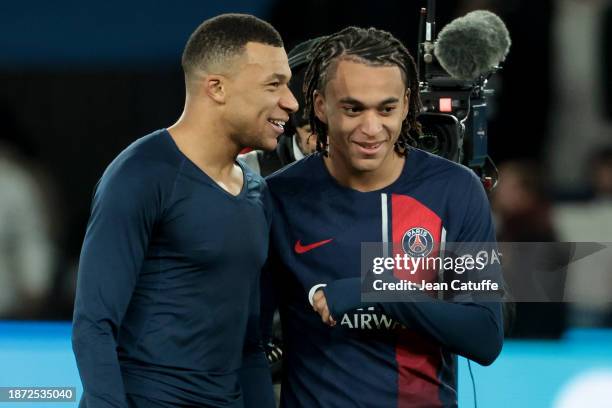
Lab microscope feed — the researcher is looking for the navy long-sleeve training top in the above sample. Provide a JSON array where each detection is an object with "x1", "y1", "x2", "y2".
[
  {"x1": 72, "y1": 129, "x2": 273, "y2": 408},
  {"x1": 265, "y1": 149, "x2": 504, "y2": 408}
]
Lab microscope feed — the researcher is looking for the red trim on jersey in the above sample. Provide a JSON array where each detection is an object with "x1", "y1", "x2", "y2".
[{"x1": 390, "y1": 194, "x2": 443, "y2": 407}]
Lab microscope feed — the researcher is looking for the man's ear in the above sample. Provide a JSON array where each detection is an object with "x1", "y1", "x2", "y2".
[
  {"x1": 402, "y1": 88, "x2": 411, "y2": 120},
  {"x1": 204, "y1": 74, "x2": 227, "y2": 103},
  {"x1": 314, "y1": 91, "x2": 328, "y2": 124}
]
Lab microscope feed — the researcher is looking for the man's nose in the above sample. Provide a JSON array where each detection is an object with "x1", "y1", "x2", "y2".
[
  {"x1": 280, "y1": 87, "x2": 299, "y2": 113},
  {"x1": 360, "y1": 111, "x2": 383, "y2": 136}
]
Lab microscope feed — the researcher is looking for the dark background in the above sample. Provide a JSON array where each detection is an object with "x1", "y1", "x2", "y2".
[{"x1": 1, "y1": 0, "x2": 610, "y2": 333}]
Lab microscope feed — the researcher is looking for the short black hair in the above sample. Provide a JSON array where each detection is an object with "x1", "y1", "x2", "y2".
[
  {"x1": 181, "y1": 13, "x2": 283, "y2": 77},
  {"x1": 304, "y1": 26, "x2": 422, "y2": 155}
]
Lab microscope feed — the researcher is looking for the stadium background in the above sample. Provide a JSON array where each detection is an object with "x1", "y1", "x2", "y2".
[{"x1": 1, "y1": 0, "x2": 611, "y2": 406}]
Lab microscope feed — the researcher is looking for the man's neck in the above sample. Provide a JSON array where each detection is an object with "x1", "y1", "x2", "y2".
[
  {"x1": 324, "y1": 151, "x2": 405, "y2": 192},
  {"x1": 167, "y1": 115, "x2": 241, "y2": 181}
]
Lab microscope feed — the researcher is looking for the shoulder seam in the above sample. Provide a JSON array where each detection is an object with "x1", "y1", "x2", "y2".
[{"x1": 163, "y1": 157, "x2": 188, "y2": 217}]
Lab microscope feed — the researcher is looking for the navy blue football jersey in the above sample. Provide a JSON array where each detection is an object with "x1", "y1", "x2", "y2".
[
  {"x1": 73, "y1": 129, "x2": 273, "y2": 408},
  {"x1": 265, "y1": 149, "x2": 503, "y2": 408}
]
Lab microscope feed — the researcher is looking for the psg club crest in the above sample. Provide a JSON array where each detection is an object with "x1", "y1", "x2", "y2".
[{"x1": 402, "y1": 227, "x2": 434, "y2": 257}]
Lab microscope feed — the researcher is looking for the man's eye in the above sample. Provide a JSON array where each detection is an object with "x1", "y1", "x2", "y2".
[
  {"x1": 343, "y1": 107, "x2": 362, "y2": 114},
  {"x1": 382, "y1": 106, "x2": 397, "y2": 113},
  {"x1": 268, "y1": 82, "x2": 281, "y2": 88}
]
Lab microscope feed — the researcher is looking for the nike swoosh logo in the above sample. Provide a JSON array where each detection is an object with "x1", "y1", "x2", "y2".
[{"x1": 294, "y1": 239, "x2": 333, "y2": 254}]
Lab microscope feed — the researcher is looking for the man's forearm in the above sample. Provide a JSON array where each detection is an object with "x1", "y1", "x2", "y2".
[
  {"x1": 72, "y1": 323, "x2": 128, "y2": 408},
  {"x1": 323, "y1": 277, "x2": 504, "y2": 366}
]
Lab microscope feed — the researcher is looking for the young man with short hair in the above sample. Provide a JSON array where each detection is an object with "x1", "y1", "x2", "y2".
[{"x1": 72, "y1": 14, "x2": 297, "y2": 408}]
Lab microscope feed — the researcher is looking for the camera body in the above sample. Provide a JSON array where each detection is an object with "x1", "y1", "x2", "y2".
[
  {"x1": 415, "y1": 7, "x2": 499, "y2": 189},
  {"x1": 417, "y1": 59, "x2": 494, "y2": 178},
  {"x1": 418, "y1": 75, "x2": 491, "y2": 167}
]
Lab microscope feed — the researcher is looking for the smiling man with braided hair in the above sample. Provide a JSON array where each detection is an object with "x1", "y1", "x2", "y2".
[{"x1": 265, "y1": 26, "x2": 503, "y2": 407}]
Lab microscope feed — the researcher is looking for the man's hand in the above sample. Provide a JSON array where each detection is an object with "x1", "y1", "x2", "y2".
[{"x1": 312, "y1": 289, "x2": 336, "y2": 326}]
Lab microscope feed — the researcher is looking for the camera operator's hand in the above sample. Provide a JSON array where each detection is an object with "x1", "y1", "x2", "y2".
[{"x1": 312, "y1": 289, "x2": 336, "y2": 326}]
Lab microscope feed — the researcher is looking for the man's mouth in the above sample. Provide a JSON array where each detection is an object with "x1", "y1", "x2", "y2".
[
  {"x1": 353, "y1": 141, "x2": 384, "y2": 155},
  {"x1": 268, "y1": 119, "x2": 286, "y2": 134}
]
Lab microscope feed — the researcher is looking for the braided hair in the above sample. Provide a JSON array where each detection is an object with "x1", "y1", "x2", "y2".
[{"x1": 303, "y1": 26, "x2": 422, "y2": 155}]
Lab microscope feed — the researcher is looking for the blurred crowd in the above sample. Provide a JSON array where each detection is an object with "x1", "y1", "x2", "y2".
[{"x1": 0, "y1": 0, "x2": 611, "y2": 338}]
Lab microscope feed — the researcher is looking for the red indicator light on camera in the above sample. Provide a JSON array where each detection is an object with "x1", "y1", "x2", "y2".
[{"x1": 439, "y1": 98, "x2": 452, "y2": 112}]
